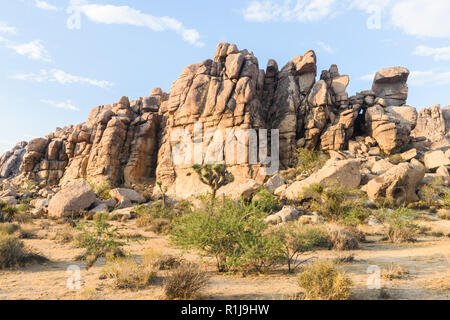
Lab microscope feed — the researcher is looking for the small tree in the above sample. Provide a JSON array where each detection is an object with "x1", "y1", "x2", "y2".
[
  {"x1": 192, "y1": 164, "x2": 234, "y2": 199},
  {"x1": 156, "y1": 181, "x2": 168, "y2": 208}
]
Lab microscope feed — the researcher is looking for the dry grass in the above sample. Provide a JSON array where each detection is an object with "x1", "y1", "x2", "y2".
[
  {"x1": 102, "y1": 257, "x2": 157, "y2": 290},
  {"x1": 0, "y1": 235, "x2": 48, "y2": 269},
  {"x1": 381, "y1": 264, "x2": 410, "y2": 281},
  {"x1": 297, "y1": 260, "x2": 352, "y2": 300},
  {"x1": 164, "y1": 262, "x2": 210, "y2": 300},
  {"x1": 49, "y1": 225, "x2": 74, "y2": 244},
  {"x1": 326, "y1": 226, "x2": 359, "y2": 251},
  {"x1": 438, "y1": 211, "x2": 450, "y2": 220},
  {"x1": 333, "y1": 254, "x2": 355, "y2": 264},
  {"x1": 0, "y1": 223, "x2": 20, "y2": 235}
]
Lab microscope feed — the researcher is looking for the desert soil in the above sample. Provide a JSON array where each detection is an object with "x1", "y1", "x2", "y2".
[{"x1": 0, "y1": 217, "x2": 449, "y2": 300}]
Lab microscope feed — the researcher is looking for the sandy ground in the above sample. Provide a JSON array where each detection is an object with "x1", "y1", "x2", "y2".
[{"x1": 0, "y1": 217, "x2": 449, "y2": 300}]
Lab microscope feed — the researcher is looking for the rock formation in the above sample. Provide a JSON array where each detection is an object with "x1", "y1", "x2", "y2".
[{"x1": 1, "y1": 42, "x2": 449, "y2": 204}]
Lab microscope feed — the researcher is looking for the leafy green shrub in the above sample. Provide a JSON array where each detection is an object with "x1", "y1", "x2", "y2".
[
  {"x1": 164, "y1": 262, "x2": 210, "y2": 300},
  {"x1": 75, "y1": 218, "x2": 125, "y2": 269},
  {"x1": 94, "y1": 211, "x2": 111, "y2": 223},
  {"x1": 251, "y1": 187, "x2": 279, "y2": 214},
  {"x1": 377, "y1": 207, "x2": 419, "y2": 243},
  {"x1": 297, "y1": 260, "x2": 352, "y2": 300},
  {"x1": 171, "y1": 197, "x2": 282, "y2": 273},
  {"x1": 275, "y1": 223, "x2": 328, "y2": 272},
  {"x1": 301, "y1": 184, "x2": 369, "y2": 224},
  {"x1": 88, "y1": 179, "x2": 111, "y2": 201},
  {"x1": 16, "y1": 201, "x2": 30, "y2": 213},
  {"x1": 102, "y1": 257, "x2": 157, "y2": 289},
  {"x1": 443, "y1": 189, "x2": 450, "y2": 208},
  {"x1": 0, "y1": 235, "x2": 48, "y2": 269},
  {"x1": 296, "y1": 147, "x2": 329, "y2": 177}
]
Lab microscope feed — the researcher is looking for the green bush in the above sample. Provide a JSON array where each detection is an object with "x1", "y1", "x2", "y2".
[
  {"x1": 251, "y1": 187, "x2": 279, "y2": 214},
  {"x1": 75, "y1": 218, "x2": 125, "y2": 269},
  {"x1": 275, "y1": 223, "x2": 328, "y2": 272},
  {"x1": 296, "y1": 147, "x2": 329, "y2": 177},
  {"x1": 420, "y1": 177, "x2": 446, "y2": 207},
  {"x1": 170, "y1": 197, "x2": 282, "y2": 273},
  {"x1": 88, "y1": 179, "x2": 111, "y2": 201},
  {"x1": 301, "y1": 184, "x2": 369, "y2": 224},
  {"x1": 377, "y1": 207, "x2": 419, "y2": 243},
  {"x1": 297, "y1": 260, "x2": 352, "y2": 300}
]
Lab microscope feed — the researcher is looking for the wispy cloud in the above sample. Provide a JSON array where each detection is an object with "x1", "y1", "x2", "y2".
[
  {"x1": 0, "y1": 21, "x2": 17, "y2": 34},
  {"x1": 413, "y1": 45, "x2": 450, "y2": 61},
  {"x1": 316, "y1": 41, "x2": 334, "y2": 54},
  {"x1": 242, "y1": 0, "x2": 337, "y2": 23},
  {"x1": 80, "y1": 4, "x2": 204, "y2": 47},
  {"x1": 0, "y1": 37, "x2": 51, "y2": 62},
  {"x1": 11, "y1": 69, "x2": 114, "y2": 88},
  {"x1": 35, "y1": 0, "x2": 58, "y2": 11},
  {"x1": 409, "y1": 70, "x2": 450, "y2": 86},
  {"x1": 360, "y1": 73, "x2": 375, "y2": 81},
  {"x1": 40, "y1": 99, "x2": 80, "y2": 111}
]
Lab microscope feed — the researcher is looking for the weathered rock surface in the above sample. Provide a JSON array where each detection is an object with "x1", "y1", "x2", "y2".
[
  {"x1": 366, "y1": 163, "x2": 425, "y2": 204},
  {"x1": 371, "y1": 67, "x2": 409, "y2": 107},
  {"x1": 48, "y1": 180, "x2": 96, "y2": 218},
  {"x1": 277, "y1": 159, "x2": 361, "y2": 200},
  {"x1": 424, "y1": 150, "x2": 450, "y2": 170},
  {"x1": 0, "y1": 142, "x2": 27, "y2": 178}
]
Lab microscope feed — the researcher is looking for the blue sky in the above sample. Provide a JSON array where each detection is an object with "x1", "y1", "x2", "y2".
[{"x1": 0, "y1": 0, "x2": 449, "y2": 154}]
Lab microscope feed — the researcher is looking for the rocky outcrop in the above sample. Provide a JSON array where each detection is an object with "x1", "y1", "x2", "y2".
[
  {"x1": 17, "y1": 91, "x2": 163, "y2": 187},
  {"x1": 0, "y1": 142, "x2": 27, "y2": 179},
  {"x1": 1, "y1": 42, "x2": 449, "y2": 202},
  {"x1": 48, "y1": 180, "x2": 96, "y2": 218}
]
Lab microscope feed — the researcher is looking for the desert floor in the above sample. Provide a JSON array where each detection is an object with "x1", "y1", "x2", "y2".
[{"x1": 0, "y1": 216, "x2": 449, "y2": 300}]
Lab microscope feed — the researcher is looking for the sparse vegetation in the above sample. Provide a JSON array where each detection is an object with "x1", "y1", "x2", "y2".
[
  {"x1": 326, "y1": 226, "x2": 359, "y2": 251},
  {"x1": 88, "y1": 179, "x2": 112, "y2": 201},
  {"x1": 275, "y1": 223, "x2": 328, "y2": 272},
  {"x1": 251, "y1": 187, "x2": 279, "y2": 214},
  {"x1": 420, "y1": 177, "x2": 446, "y2": 207},
  {"x1": 296, "y1": 147, "x2": 329, "y2": 177},
  {"x1": 0, "y1": 235, "x2": 48, "y2": 269},
  {"x1": 192, "y1": 164, "x2": 234, "y2": 199},
  {"x1": 381, "y1": 264, "x2": 409, "y2": 281},
  {"x1": 164, "y1": 262, "x2": 210, "y2": 300},
  {"x1": 0, "y1": 204, "x2": 18, "y2": 223},
  {"x1": 438, "y1": 210, "x2": 450, "y2": 220},
  {"x1": 75, "y1": 218, "x2": 126, "y2": 269},
  {"x1": 136, "y1": 202, "x2": 183, "y2": 234},
  {"x1": 0, "y1": 223, "x2": 20, "y2": 236},
  {"x1": 301, "y1": 184, "x2": 369, "y2": 224},
  {"x1": 297, "y1": 260, "x2": 352, "y2": 300},
  {"x1": 49, "y1": 225, "x2": 74, "y2": 244},
  {"x1": 102, "y1": 257, "x2": 157, "y2": 290},
  {"x1": 377, "y1": 207, "x2": 420, "y2": 243},
  {"x1": 156, "y1": 181, "x2": 168, "y2": 208}
]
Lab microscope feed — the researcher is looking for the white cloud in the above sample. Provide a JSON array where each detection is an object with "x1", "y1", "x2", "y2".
[
  {"x1": 0, "y1": 21, "x2": 17, "y2": 34},
  {"x1": 80, "y1": 4, "x2": 204, "y2": 47},
  {"x1": 35, "y1": 0, "x2": 58, "y2": 11},
  {"x1": 6, "y1": 40, "x2": 52, "y2": 62},
  {"x1": 413, "y1": 45, "x2": 450, "y2": 61},
  {"x1": 242, "y1": 0, "x2": 337, "y2": 23},
  {"x1": 360, "y1": 73, "x2": 375, "y2": 81},
  {"x1": 11, "y1": 69, "x2": 114, "y2": 88},
  {"x1": 316, "y1": 41, "x2": 334, "y2": 54},
  {"x1": 409, "y1": 70, "x2": 450, "y2": 86},
  {"x1": 40, "y1": 99, "x2": 79, "y2": 111},
  {"x1": 391, "y1": 0, "x2": 450, "y2": 38}
]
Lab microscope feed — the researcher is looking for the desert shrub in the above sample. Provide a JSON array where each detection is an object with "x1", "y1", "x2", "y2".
[
  {"x1": 102, "y1": 257, "x2": 157, "y2": 289},
  {"x1": 16, "y1": 201, "x2": 30, "y2": 213},
  {"x1": 88, "y1": 180, "x2": 111, "y2": 201},
  {"x1": 136, "y1": 202, "x2": 182, "y2": 234},
  {"x1": 333, "y1": 254, "x2": 355, "y2": 264},
  {"x1": 274, "y1": 223, "x2": 328, "y2": 272},
  {"x1": 388, "y1": 154, "x2": 403, "y2": 165},
  {"x1": 296, "y1": 147, "x2": 329, "y2": 177},
  {"x1": 94, "y1": 211, "x2": 111, "y2": 223},
  {"x1": 12, "y1": 212, "x2": 32, "y2": 224},
  {"x1": 251, "y1": 187, "x2": 279, "y2": 214},
  {"x1": 0, "y1": 201, "x2": 6, "y2": 211},
  {"x1": 50, "y1": 225, "x2": 74, "y2": 244},
  {"x1": 326, "y1": 226, "x2": 359, "y2": 251},
  {"x1": 301, "y1": 184, "x2": 369, "y2": 224},
  {"x1": 155, "y1": 255, "x2": 184, "y2": 271},
  {"x1": 164, "y1": 262, "x2": 210, "y2": 300},
  {"x1": 18, "y1": 226, "x2": 37, "y2": 239},
  {"x1": 381, "y1": 264, "x2": 409, "y2": 281},
  {"x1": 171, "y1": 196, "x2": 282, "y2": 273},
  {"x1": 192, "y1": 164, "x2": 234, "y2": 199},
  {"x1": 297, "y1": 260, "x2": 352, "y2": 300},
  {"x1": 443, "y1": 189, "x2": 450, "y2": 208},
  {"x1": 438, "y1": 210, "x2": 450, "y2": 220},
  {"x1": 0, "y1": 205, "x2": 18, "y2": 223},
  {"x1": 0, "y1": 235, "x2": 48, "y2": 269},
  {"x1": 0, "y1": 223, "x2": 20, "y2": 235},
  {"x1": 377, "y1": 207, "x2": 419, "y2": 243},
  {"x1": 420, "y1": 177, "x2": 446, "y2": 207},
  {"x1": 75, "y1": 218, "x2": 125, "y2": 269}
]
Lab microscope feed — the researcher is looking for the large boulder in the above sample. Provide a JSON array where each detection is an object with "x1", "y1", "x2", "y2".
[
  {"x1": 424, "y1": 150, "x2": 450, "y2": 170},
  {"x1": 366, "y1": 163, "x2": 425, "y2": 204},
  {"x1": 109, "y1": 188, "x2": 146, "y2": 204},
  {"x1": 0, "y1": 142, "x2": 27, "y2": 178},
  {"x1": 372, "y1": 67, "x2": 409, "y2": 107},
  {"x1": 277, "y1": 159, "x2": 361, "y2": 200},
  {"x1": 48, "y1": 180, "x2": 96, "y2": 218},
  {"x1": 265, "y1": 206, "x2": 301, "y2": 225}
]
